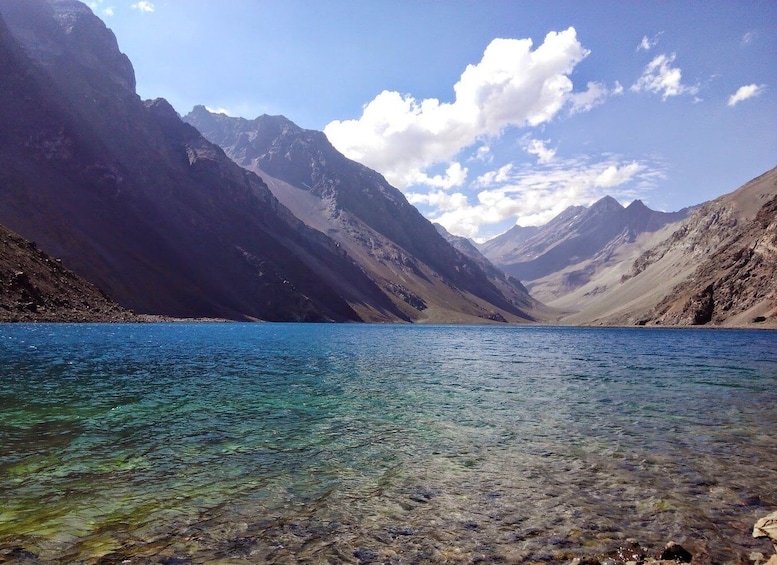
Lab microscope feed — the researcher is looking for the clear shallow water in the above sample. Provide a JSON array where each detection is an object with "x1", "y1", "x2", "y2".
[{"x1": 0, "y1": 323, "x2": 776, "y2": 564}]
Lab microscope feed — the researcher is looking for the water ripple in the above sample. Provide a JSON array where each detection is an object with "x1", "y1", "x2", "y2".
[{"x1": 1, "y1": 323, "x2": 776, "y2": 563}]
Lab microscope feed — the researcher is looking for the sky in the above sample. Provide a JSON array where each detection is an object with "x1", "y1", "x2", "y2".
[{"x1": 93, "y1": 0, "x2": 776, "y2": 240}]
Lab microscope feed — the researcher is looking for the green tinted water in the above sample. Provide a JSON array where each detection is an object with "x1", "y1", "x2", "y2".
[{"x1": 1, "y1": 324, "x2": 776, "y2": 563}]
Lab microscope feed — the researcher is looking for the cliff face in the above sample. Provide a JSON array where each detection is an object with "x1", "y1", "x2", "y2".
[
  {"x1": 184, "y1": 107, "x2": 542, "y2": 323},
  {"x1": 549, "y1": 166, "x2": 777, "y2": 327},
  {"x1": 627, "y1": 168, "x2": 777, "y2": 326},
  {"x1": 0, "y1": 0, "x2": 393, "y2": 321}
]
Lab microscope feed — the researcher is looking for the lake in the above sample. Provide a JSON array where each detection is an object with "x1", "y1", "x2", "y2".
[{"x1": 1, "y1": 323, "x2": 776, "y2": 563}]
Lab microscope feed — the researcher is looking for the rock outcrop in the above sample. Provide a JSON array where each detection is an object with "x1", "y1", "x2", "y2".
[
  {"x1": 0, "y1": 223, "x2": 135, "y2": 321},
  {"x1": 753, "y1": 511, "x2": 777, "y2": 554},
  {"x1": 611, "y1": 167, "x2": 777, "y2": 327}
]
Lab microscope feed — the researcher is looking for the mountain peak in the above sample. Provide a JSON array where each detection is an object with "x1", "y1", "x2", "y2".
[
  {"x1": 590, "y1": 195, "x2": 624, "y2": 211},
  {"x1": 49, "y1": 0, "x2": 136, "y2": 91},
  {"x1": 2, "y1": 0, "x2": 136, "y2": 92},
  {"x1": 626, "y1": 199, "x2": 648, "y2": 210}
]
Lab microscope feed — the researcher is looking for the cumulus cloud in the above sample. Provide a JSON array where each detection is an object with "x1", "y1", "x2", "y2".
[
  {"x1": 205, "y1": 106, "x2": 234, "y2": 116},
  {"x1": 475, "y1": 163, "x2": 514, "y2": 186},
  {"x1": 417, "y1": 157, "x2": 663, "y2": 239},
  {"x1": 474, "y1": 145, "x2": 492, "y2": 163},
  {"x1": 412, "y1": 162, "x2": 468, "y2": 189},
  {"x1": 324, "y1": 28, "x2": 593, "y2": 189},
  {"x1": 727, "y1": 83, "x2": 765, "y2": 107},
  {"x1": 524, "y1": 138, "x2": 556, "y2": 163},
  {"x1": 131, "y1": 1, "x2": 154, "y2": 13},
  {"x1": 631, "y1": 53, "x2": 699, "y2": 100}
]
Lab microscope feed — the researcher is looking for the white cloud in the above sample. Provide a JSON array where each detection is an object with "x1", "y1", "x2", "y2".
[
  {"x1": 525, "y1": 138, "x2": 556, "y2": 164},
  {"x1": 87, "y1": 1, "x2": 114, "y2": 16},
  {"x1": 727, "y1": 83, "x2": 765, "y2": 107},
  {"x1": 569, "y1": 81, "x2": 621, "y2": 114},
  {"x1": 637, "y1": 32, "x2": 663, "y2": 51},
  {"x1": 595, "y1": 163, "x2": 643, "y2": 187},
  {"x1": 475, "y1": 163, "x2": 514, "y2": 186},
  {"x1": 407, "y1": 190, "x2": 469, "y2": 212},
  {"x1": 631, "y1": 53, "x2": 699, "y2": 100},
  {"x1": 429, "y1": 158, "x2": 663, "y2": 239},
  {"x1": 131, "y1": 1, "x2": 154, "y2": 13},
  {"x1": 411, "y1": 162, "x2": 468, "y2": 189},
  {"x1": 324, "y1": 28, "x2": 592, "y2": 190},
  {"x1": 474, "y1": 145, "x2": 492, "y2": 163},
  {"x1": 741, "y1": 32, "x2": 757, "y2": 47}
]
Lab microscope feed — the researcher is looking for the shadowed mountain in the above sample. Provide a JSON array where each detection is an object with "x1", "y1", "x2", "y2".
[
  {"x1": 0, "y1": 223, "x2": 136, "y2": 322},
  {"x1": 184, "y1": 107, "x2": 542, "y2": 323},
  {"x1": 431, "y1": 223, "x2": 557, "y2": 320},
  {"x1": 0, "y1": 0, "x2": 405, "y2": 321}
]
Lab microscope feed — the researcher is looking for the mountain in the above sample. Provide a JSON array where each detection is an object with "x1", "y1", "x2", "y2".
[
  {"x1": 183, "y1": 107, "x2": 542, "y2": 323},
  {"x1": 0, "y1": 223, "x2": 136, "y2": 322},
  {"x1": 0, "y1": 0, "x2": 409, "y2": 322},
  {"x1": 481, "y1": 166, "x2": 776, "y2": 327},
  {"x1": 580, "y1": 166, "x2": 777, "y2": 327},
  {"x1": 479, "y1": 196, "x2": 690, "y2": 305},
  {"x1": 434, "y1": 223, "x2": 486, "y2": 263}
]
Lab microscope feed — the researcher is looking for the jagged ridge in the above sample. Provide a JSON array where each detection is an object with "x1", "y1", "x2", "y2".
[{"x1": 184, "y1": 107, "x2": 542, "y2": 323}]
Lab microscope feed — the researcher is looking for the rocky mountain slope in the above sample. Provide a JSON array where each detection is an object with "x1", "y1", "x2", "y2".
[
  {"x1": 183, "y1": 107, "x2": 543, "y2": 323},
  {"x1": 0, "y1": 0, "x2": 425, "y2": 322},
  {"x1": 586, "y1": 166, "x2": 777, "y2": 327},
  {"x1": 477, "y1": 166, "x2": 776, "y2": 327},
  {"x1": 480, "y1": 196, "x2": 690, "y2": 305},
  {"x1": 0, "y1": 223, "x2": 135, "y2": 322}
]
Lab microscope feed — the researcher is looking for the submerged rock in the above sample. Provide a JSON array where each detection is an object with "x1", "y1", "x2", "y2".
[{"x1": 658, "y1": 541, "x2": 692, "y2": 562}]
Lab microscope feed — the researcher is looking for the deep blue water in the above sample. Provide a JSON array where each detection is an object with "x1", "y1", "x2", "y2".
[{"x1": 1, "y1": 323, "x2": 776, "y2": 563}]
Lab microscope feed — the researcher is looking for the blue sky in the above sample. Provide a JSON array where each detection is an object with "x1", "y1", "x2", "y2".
[{"x1": 94, "y1": 1, "x2": 776, "y2": 240}]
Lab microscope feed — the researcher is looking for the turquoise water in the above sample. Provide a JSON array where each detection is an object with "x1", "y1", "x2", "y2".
[{"x1": 1, "y1": 323, "x2": 776, "y2": 563}]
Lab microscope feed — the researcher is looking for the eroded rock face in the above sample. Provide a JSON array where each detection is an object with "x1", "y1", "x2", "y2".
[{"x1": 650, "y1": 191, "x2": 777, "y2": 326}]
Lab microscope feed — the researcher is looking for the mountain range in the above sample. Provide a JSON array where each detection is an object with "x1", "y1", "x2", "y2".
[
  {"x1": 0, "y1": 0, "x2": 774, "y2": 327},
  {"x1": 478, "y1": 196, "x2": 691, "y2": 306},
  {"x1": 0, "y1": 0, "x2": 539, "y2": 324},
  {"x1": 472, "y1": 169, "x2": 776, "y2": 327}
]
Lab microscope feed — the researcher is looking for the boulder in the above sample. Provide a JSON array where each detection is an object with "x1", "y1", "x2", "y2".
[{"x1": 754, "y1": 511, "x2": 777, "y2": 554}]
